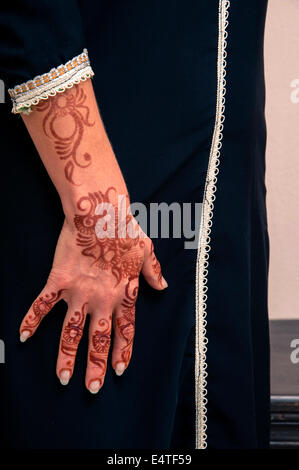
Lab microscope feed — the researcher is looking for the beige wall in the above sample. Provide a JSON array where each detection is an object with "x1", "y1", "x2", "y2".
[{"x1": 264, "y1": 0, "x2": 299, "y2": 319}]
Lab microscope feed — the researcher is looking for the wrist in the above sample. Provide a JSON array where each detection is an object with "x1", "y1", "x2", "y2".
[{"x1": 61, "y1": 183, "x2": 131, "y2": 231}]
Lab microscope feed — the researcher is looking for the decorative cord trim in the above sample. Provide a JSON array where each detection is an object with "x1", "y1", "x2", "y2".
[
  {"x1": 195, "y1": 0, "x2": 230, "y2": 449},
  {"x1": 8, "y1": 49, "x2": 94, "y2": 114}
]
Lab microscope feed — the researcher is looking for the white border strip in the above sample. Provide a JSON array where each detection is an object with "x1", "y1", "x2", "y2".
[{"x1": 195, "y1": 0, "x2": 230, "y2": 449}]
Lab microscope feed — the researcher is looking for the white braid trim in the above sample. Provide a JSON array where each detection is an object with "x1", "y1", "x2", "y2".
[
  {"x1": 8, "y1": 49, "x2": 94, "y2": 114},
  {"x1": 195, "y1": 0, "x2": 230, "y2": 449}
]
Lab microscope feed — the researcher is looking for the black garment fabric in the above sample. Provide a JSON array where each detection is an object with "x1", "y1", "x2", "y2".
[
  {"x1": 0, "y1": 0, "x2": 85, "y2": 87},
  {"x1": 0, "y1": 0, "x2": 270, "y2": 448}
]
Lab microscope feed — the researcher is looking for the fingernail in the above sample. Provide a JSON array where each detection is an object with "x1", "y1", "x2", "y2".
[
  {"x1": 60, "y1": 370, "x2": 70, "y2": 386},
  {"x1": 20, "y1": 330, "x2": 30, "y2": 342},
  {"x1": 115, "y1": 363, "x2": 126, "y2": 376},
  {"x1": 89, "y1": 380, "x2": 100, "y2": 394},
  {"x1": 161, "y1": 277, "x2": 168, "y2": 288}
]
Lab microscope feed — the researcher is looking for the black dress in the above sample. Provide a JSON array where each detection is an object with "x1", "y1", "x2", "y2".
[{"x1": 0, "y1": 0, "x2": 270, "y2": 448}]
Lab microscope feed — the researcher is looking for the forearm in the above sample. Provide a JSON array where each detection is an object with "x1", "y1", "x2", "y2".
[{"x1": 22, "y1": 79, "x2": 128, "y2": 223}]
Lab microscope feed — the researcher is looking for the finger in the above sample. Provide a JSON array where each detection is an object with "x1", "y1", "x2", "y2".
[
  {"x1": 112, "y1": 278, "x2": 137, "y2": 376},
  {"x1": 142, "y1": 240, "x2": 168, "y2": 290},
  {"x1": 56, "y1": 302, "x2": 87, "y2": 386},
  {"x1": 20, "y1": 287, "x2": 64, "y2": 342},
  {"x1": 85, "y1": 314, "x2": 112, "y2": 394}
]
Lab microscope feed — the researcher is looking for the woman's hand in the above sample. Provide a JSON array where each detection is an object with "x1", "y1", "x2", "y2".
[
  {"x1": 19, "y1": 80, "x2": 167, "y2": 393},
  {"x1": 19, "y1": 188, "x2": 167, "y2": 393}
]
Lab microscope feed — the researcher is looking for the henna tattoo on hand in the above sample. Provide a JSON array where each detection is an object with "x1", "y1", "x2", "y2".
[
  {"x1": 112, "y1": 243, "x2": 163, "y2": 370},
  {"x1": 21, "y1": 290, "x2": 63, "y2": 335},
  {"x1": 58, "y1": 303, "x2": 87, "y2": 381},
  {"x1": 89, "y1": 317, "x2": 112, "y2": 389},
  {"x1": 74, "y1": 187, "x2": 145, "y2": 285},
  {"x1": 61, "y1": 303, "x2": 87, "y2": 357},
  {"x1": 116, "y1": 277, "x2": 138, "y2": 367},
  {"x1": 36, "y1": 84, "x2": 95, "y2": 185}
]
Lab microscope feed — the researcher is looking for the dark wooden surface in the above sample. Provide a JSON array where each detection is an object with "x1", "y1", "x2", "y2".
[{"x1": 270, "y1": 320, "x2": 299, "y2": 448}]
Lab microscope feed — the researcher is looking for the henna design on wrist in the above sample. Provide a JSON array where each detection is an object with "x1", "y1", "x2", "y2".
[
  {"x1": 21, "y1": 290, "x2": 63, "y2": 335},
  {"x1": 36, "y1": 84, "x2": 95, "y2": 185},
  {"x1": 89, "y1": 317, "x2": 112, "y2": 388},
  {"x1": 74, "y1": 187, "x2": 145, "y2": 285}
]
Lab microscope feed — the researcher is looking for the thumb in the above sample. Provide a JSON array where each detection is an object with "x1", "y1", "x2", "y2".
[{"x1": 142, "y1": 239, "x2": 168, "y2": 290}]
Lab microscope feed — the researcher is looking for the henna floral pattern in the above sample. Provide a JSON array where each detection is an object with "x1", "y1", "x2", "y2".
[
  {"x1": 21, "y1": 290, "x2": 63, "y2": 335},
  {"x1": 20, "y1": 178, "x2": 165, "y2": 390},
  {"x1": 37, "y1": 84, "x2": 95, "y2": 185},
  {"x1": 74, "y1": 187, "x2": 145, "y2": 285},
  {"x1": 61, "y1": 303, "x2": 87, "y2": 357},
  {"x1": 116, "y1": 277, "x2": 138, "y2": 367},
  {"x1": 89, "y1": 317, "x2": 112, "y2": 388}
]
